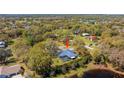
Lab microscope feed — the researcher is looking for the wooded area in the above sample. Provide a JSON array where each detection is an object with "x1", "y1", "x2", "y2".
[{"x1": 0, "y1": 15, "x2": 124, "y2": 78}]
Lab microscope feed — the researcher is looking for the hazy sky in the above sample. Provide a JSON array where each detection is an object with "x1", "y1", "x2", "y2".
[{"x1": 0, "y1": 0, "x2": 123, "y2": 14}]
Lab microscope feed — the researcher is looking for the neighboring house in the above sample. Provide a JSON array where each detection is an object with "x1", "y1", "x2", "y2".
[
  {"x1": 58, "y1": 49, "x2": 77, "y2": 61},
  {"x1": 0, "y1": 65, "x2": 24, "y2": 78},
  {"x1": 0, "y1": 75, "x2": 9, "y2": 78},
  {"x1": 88, "y1": 35, "x2": 97, "y2": 41},
  {"x1": 74, "y1": 29, "x2": 80, "y2": 35},
  {"x1": 0, "y1": 41, "x2": 6, "y2": 48},
  {"x1": 82, "y1": 33, "x2": 90, "y2": 37},
  {"x1": 82, "y1": 33, "x2": 97, "y2": 41}
]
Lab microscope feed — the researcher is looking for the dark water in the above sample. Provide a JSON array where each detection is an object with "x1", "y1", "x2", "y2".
[{"x1": 82, "y1": 69, "x2": 124, "y2": 78}]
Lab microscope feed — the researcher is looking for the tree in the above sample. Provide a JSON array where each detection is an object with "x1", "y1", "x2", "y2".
[
  {"x1": 0, "y1": 49, "x2": 11, "y2": 64},
  {"x1": 90, "y1": 48, "x2": 106, "y2": 64},
  {"x1": 111, "y1": 36, "x2": 124, "y2": 49},
  {"x1": 0, "y1": 34, "x2": 9, "y2": 41},
  {"x1": 45, "y1": 39, "x2": 59, "y2": 57},
  {"x1": 7, "y1": 29, "x2": 21, "y2": 39},
  {"x1": 73, "y1": 36, "x2": 85, "y2": 46},
  {"x1": 27, "y1": 41, "x2": 53, "y2": 77},
  {"x1": 101, "y1": 31, "x2": 112, "y2": 39},
  {"x1": 54, "y1": 29, "x2": 73, "y2": 41},
  {"x1": 94, "y1": 54, "x2": 106, "y2": 64},
  {"x1": 108, "y1": 48, "x2": 124, "y2": 69},
  {"x1": 0, "y1": 49, "x2": 7, "y2": 64},
  {"x1": 73, "y1": 36, "x2": 88, "y2": 55},
  {"x1": 12, "y1": 38, "x2": 31, "y2": 61}
]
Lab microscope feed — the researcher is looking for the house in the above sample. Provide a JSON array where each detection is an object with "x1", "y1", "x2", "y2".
[
  {"x1": 82, "y1": 33, "x2": 90, "y2": 37},
  {"x1": 0, "y1": 41, "x2": 6, "y2": 48},
  {"x1": 58, "y1": 49, "x2": 77, "y2": 61},
  {"x1": 74, "y1": 29, "x2": 80, "y2": 35},
  {"x1": 0, "y1": 65, "x2": 24, "y2": 78},
  {"x1": 82, "y1": 33, "x2": 97, "y2": 41},
  {"x1": 0, "y1": 75, "x2": 9, "y2": 78},
  {"x1": 88, "y1": 35, "x2": 97, "y2": 41}
]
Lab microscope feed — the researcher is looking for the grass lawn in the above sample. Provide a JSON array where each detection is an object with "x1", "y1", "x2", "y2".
[
  {"x1": 81, "y1": 37, "x2": 93, "y2": 45},
  {"x1": 52, "y1": 58, "x2": 64, "y2": 67}
]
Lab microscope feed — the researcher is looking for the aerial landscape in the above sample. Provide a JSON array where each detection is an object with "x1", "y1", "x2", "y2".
[{"x1": 0, "y1": 14, "x2": 124, "y2": 78}]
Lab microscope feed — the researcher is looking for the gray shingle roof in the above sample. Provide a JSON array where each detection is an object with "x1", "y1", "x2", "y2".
[{"x1": 0, "y1": 65, "x2": 21, "y2": 76}]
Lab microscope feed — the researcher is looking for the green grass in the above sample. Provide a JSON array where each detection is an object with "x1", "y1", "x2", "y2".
[
  {"x1": 81, "y1": 37, "x2": 93, "y2": 45},
  {"x1": 7, "y1": 40, "x2": 15, "y2": 45},
  {"x1": 52, "y1": 58, "x2": 64, "y2": 66}
]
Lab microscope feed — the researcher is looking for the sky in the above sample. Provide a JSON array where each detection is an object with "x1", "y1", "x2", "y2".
[{"x1": 0, "y1": 0, "x2": 123, "y2": 14}]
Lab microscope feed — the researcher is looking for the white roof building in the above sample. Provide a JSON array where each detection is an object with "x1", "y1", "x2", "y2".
[
  {"x1": 82, "y1": 33, "x2": 90, "y2": 36},
  {"x1": 0, "y1": 41, "x2": 6, "y2": 48}
]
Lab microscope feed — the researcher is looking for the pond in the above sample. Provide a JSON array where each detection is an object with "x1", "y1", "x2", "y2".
[{"x1": 82, "y1": 69, "x2": 124, "y2": 78}]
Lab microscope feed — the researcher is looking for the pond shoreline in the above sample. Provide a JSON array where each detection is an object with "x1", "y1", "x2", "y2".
[{"x1": 82, "y1": 64, "x2": 124, "y2": 78}]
